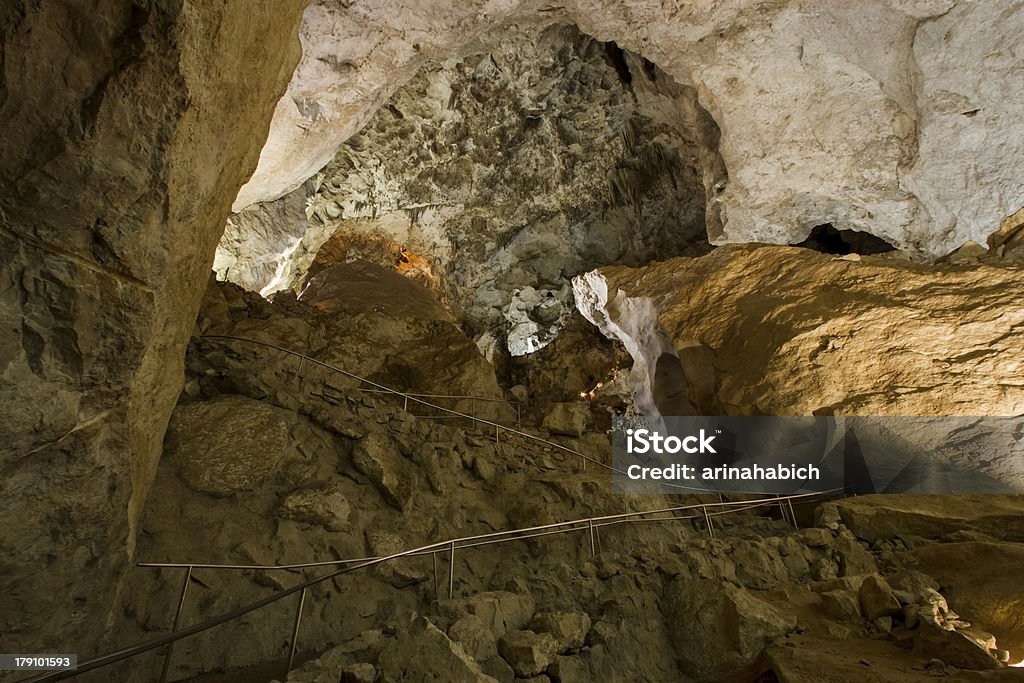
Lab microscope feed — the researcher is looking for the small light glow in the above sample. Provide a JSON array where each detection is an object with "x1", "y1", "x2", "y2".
[
  {"x1": 1011, "y1": 659, "x2": 1024, "y2": 668},
  {"x1": 579, "y1": 380, "x2": 610, "y2": 402}
]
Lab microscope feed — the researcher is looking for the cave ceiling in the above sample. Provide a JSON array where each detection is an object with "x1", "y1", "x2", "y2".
[{"x1": 217, "y1": 22, "x2": 719, "y2": 355}]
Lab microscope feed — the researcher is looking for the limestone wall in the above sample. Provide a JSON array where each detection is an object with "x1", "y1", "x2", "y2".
[{"x1": 0, "y1": 0, "x2": 306, "y2": 652}]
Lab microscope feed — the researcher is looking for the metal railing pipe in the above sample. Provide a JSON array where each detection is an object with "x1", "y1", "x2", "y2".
[
  {"x1": 158, "y1": 565, "x2": 192, "y2": 683},
  {"x1": 200, "y1": 335, "x2": 833, "y2": 497},
  {"x1": 448, "y1": 541, "x2": 456, "y2": 599},
  {"x1": 286, "y1": 587, "x2": 307, "y2": 675},
  {"x1": 22, "y1": 490, "x2": 844, "y2": 682}
]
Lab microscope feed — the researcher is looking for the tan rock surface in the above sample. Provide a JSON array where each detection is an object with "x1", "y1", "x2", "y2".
[
  {"x1": 196, "y1": 274, "x2": 508, "y2": 414},
  {"x1": 299, "y1": 262, "x2": 454, "y2": 322},
  {"x1": 377, "y1": 618, "x2": 498, "y2": 683},
  {"x1": 827, "y1": 495, "x2": 1024, "y2": 543},
  {"x1": 663, "y1": 578, "x2": 797, "y2": 682},
  {"x1": 166, "y1": 395, "x2": 299, "y2": 497},
  {"x1": 915, "y1": 541, "x2": 1024, "y2": 658},
  {"x1": 576, "y1": 244, "x2": 1024, "y2": 416}
]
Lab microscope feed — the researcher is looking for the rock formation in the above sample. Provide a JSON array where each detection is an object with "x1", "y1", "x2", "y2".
[
  {"x1": 217, "y1": 22, "x2": 716, "y2": 353},
  {"x1": 237, "y1": 0, "x2": 1024, "y2": 258},
  {"x1": 0, "y1": 0, "x2": 307, "y2": 654},
  {"x1": 89, "y1": 276, "x2": 1024, "y2": 681},
  {"x1": 576, "y1": 244, "x2": 1024, "y2": 417},
  {"x1": 106, "y1": 274, "x2": 670, "y2": 680}
]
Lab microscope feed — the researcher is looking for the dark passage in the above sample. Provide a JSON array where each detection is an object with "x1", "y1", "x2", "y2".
[{"x1": 793, "y1": 224, "x2": 897, "y2": 255}]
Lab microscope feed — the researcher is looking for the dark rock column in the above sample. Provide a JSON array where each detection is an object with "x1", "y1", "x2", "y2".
[{"x1": 0, "y1": 0, "x2": 307, "y2": 653}]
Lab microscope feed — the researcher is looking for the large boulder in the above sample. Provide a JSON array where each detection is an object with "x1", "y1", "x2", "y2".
[
  {"x1": 436, "y1": 591, "x2": 537, "y2": 640},
  {"x1": 351, "y1": 433, "x2": 415, "y2": 510},
  {"x1": 528, "y1": 612, "x2": 592, "y2": 652},
  {"x1": 912, "y1": 622, "x2": 1002, "y2": 671},
  {"x1": 663, "y1": 578, "x2": 796, "y2": 681},
  {"x1": 278, "y1": 483, "x2": 353, "y2": 531},
  {"x1": 377, "y1": 617, "x2": 497, "y2": 683},
  {"x1": 497, "y1": 630, "x2": 561, "y2": 678},
  {"x1": 542, "y1": 403, "x2": 590, "y2": 437},
  {"x1": 858, "y1": 575, "x2": 901, "y2": 621},
  {"x1": 820, "y1": 590, "x2": 861, "y2": 621},
  {"x1": 165, "y1": 395, "x2": 298, "y2": 497}
]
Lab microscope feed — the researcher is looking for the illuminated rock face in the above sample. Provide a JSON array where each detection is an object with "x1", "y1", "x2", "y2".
[
  {"x1": 577, "y1": 245, "x2": 1024, "y2": 417},
  {"x1": 199, "y1": 269, "x2": 507, "y2": 410},
  {"x1": 237, "y1": 0, "x2": 1024, "y2": 258},
  {"x1": 217, "y1": 23, "x2": 715, "y2": 353}
]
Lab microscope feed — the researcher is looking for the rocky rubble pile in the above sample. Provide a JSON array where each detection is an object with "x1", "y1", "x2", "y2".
[
  {"x1": 192, "y1": 267, "x2": 507, "y2": 411},
  {"x1": 282, "y1": 497, "x2": 1024, "y2": 683},
  {"x1": 102, "y1": 273, "x2": 1024, "y2": 682},
  {"x1": 102, "y1": 273, "x2": 660, "y2": 680}
]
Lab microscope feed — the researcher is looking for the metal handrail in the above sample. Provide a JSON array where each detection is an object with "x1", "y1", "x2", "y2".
[
  {"x1": 349, "y1": 387, "x2": 547, "y2": 409},
  {"x1": 198, "y1": 334, "x2": 611, "y2": 471},
  {"x1": 196, "y1": 334, "x2": 771, "y2": 495},
  {"x1": 21, "y1": 538, "x2": 460, "y2": 682},
  {"x1": 349, "y1": 387, "x2": 549, "y2": 424},
  {"x1": 21, "y1": 490, "x2": 840, "y2": 682},
  {"x1": 136, "y1": 492, "x2": 834, "y2": 572}
]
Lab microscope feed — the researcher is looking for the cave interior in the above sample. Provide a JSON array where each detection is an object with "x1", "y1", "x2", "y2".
[{"x1": 1, "y1": 2, "x2": 1023, "y2": 682}]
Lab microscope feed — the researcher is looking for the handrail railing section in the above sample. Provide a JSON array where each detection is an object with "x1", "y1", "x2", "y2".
[
  {"x1": 19, "y1": 334, "x2": 847, "y2": 682},
  {"x1": 21, "y1": 490, "x2": 843, "y2": 682}
]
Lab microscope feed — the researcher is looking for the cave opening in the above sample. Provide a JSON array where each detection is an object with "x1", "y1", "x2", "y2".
[
  {"x1": 214, "y1": 23, "x2": 725, "y2": 377},
  {"x1": 793, "y1": 223, "x2": 898, "y2": 255}
]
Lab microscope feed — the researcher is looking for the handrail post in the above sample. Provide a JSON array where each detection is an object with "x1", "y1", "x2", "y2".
[
  {"x1": 701, "y1": 505, "x2": 715, "y2": 539},
  {"x1": 588, "y1": 519, "x2": 596, "y2": 556},
  {"x1": 286, "y1": 587, "x2": 307, "y2": 675},
  {"x1": 776, "y1": 495, "x2": 792, "y2": 528},
  {"x1": 787, "y1": 498, "x2": 799, "y2": 531},
  {"x1": 432, "y1": 552, "x2": 438, "y2": 601},
  {"x1": 159, "y1": 565, "x2": 192, "y2": 683},
  {"x1": 448, "y1": 541, "x2": 456, "y2": 599},
  {"x1": 403, "y1": 395, "x2": 408, "y2": 412}
]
